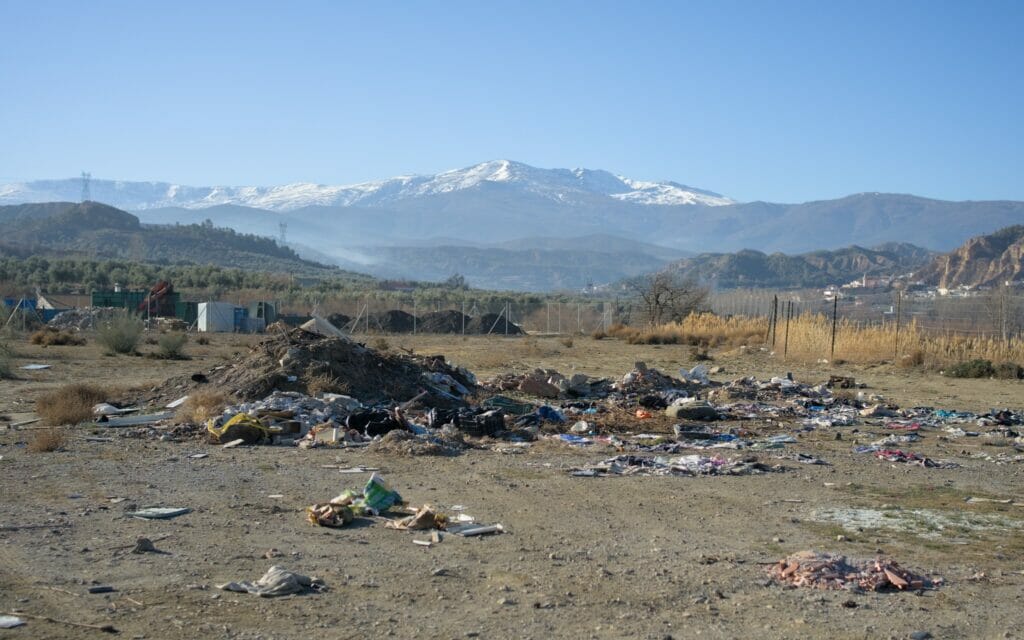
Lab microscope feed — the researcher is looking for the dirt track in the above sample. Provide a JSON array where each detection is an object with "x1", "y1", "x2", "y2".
[{"x1": 1, "y1": 334, "x2": 1022, "y2": 639}]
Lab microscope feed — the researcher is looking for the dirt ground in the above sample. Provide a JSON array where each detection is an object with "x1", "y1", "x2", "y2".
[{"x1": 1, "y1": 332, "x2": 1023, "y2": 639}]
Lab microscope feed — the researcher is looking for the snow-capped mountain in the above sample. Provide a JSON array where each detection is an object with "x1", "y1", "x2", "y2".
[{"x1": 0, "y1": 160, "x2": 733, "y2": 211}]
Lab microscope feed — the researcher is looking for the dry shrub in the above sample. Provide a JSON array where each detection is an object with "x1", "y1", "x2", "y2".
[
  {"x1": 306, "y1": 371, "x2": 349, "y2": 396},
  {"x1": 36, "y1": 383, "x2": 108, "y2": 425},
  {"x1": 591, "y1": 329, "x2": 607, "y2": 340},
  {"x1": 176, "y1": 390, "x2": 228, "y2": 424},
  {"x1": 0, "y1": 341, "x2": 12, "y2": 379},
  {"x1": 560, "y1": 336, "x2": 574, "y2": 348},
  {"x1": 30, "y1": 328, "x2": 86, "y2": 346},
  {"x1": 898, "y1": 349, "x2": 926, "y2": 368},
  {"x1": 28, "y1": 428, "x2": 65, "y2": 453},
  {"x1": 156, "y1": 332, "x2": 188, "y2": 359},
  {"x1": 97, "y1": 309, "x2": 144, "y2": 354},
  {"x1": 196, "y1": 335, "x2": 211, "y2": 346},
  {"x1": 372, "y1": 337, "x2": 391, "y2": 352}
]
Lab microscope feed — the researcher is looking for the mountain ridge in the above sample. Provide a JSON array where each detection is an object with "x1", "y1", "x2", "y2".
[
  {"x1": 916, "y1": 225, "x2": 1024, "y2": 289},
  {"x1": 0, "y1": 160, "x2": 733, "y2": 211}
]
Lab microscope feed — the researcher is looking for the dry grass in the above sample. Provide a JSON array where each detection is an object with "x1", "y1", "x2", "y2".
[
  {"x1": 35, "y1": 383, "x2": 109, "y2": 426},
  {"x1": 176, "y1": 390, "x2": 228, "y2": 424},
  {"x1": 28, "y1": 428, "x2": 66, "y2": 453},
  {"x1": 29, "y1": 328, "x2": 86, "y2": 346},
  {"x1": 610, "y1": 314, "x2": 764, "y2": 347},
  {"x1": 631, "y1": 312, "x2": 1024, "y2": 367},
  {"x1": 305, "y1": 371, "x2": 350, "y2": 396}
]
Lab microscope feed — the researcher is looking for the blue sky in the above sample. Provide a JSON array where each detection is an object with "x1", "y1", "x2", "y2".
[{"x1": 1, "y1": 1, "x2": 1022, "y2": 203}]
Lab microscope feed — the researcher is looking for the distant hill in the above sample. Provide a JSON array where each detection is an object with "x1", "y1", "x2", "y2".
[
  {"x1": 5, "y1": 164, "x2": 1024, "y2": 257},
  {"x1": 0, "y1": 201, "x2": 357, "y2": 276},
  {"x1": 354, "y1": 241, "x2": 681, "y2": 292},
  {"x1": 916, "y1": 225, "x2": 1024, "y2": 289},
  {"x1": 663, "y1": 243, "x2": 934, "y2": 289}
]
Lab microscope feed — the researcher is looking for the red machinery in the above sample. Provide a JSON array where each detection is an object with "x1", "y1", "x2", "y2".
[{"x1": 138, "y1": 280, "x2": 174, "y2": 317}]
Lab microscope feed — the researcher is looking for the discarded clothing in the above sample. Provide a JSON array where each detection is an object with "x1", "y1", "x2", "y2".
[
  {"x1": 570, "y1": 454, "x2": 781, "y2": 477},
  {"x1": 873, "y1": 449, "x2": 959, "y2": 468},
  {"x1": 218, "y1": 566, "x2": 326, "y2": 597}
]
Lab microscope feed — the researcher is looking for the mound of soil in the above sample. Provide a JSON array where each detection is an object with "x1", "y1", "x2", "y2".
[
  {"x1": 326, "y1": 313, "x2": 351, "y2": 330},
  {"x1": 368, "y1": 309, "x2": 417, "y2": 333},
  {"x1": 143, "y1": 327, "x2": 475, "y2": 408},
  {"x1": 466, "y1": 313, "x2": 524, "y2": 335},
  {"x1": 418, "y1": 310, "x2": 470, "y2": 334}
]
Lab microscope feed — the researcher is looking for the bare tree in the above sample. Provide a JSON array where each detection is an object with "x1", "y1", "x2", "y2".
[{"x1": 626, "y1": 272, "x2": 709, "y2": 326}]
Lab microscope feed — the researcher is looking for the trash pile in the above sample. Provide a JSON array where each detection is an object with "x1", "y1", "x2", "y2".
[
  {"x1": 614, "y1": 361, "x2": 709, "y2": 396},
  {"x1": 47, "y1": 307, "x2": 119, "y2": 331},
  {"x1": 767, "y1": 550, "x2": 938, "y2": 592},
  {"x1": 570, "y1": 454, "x2": 782, "y2": 477},
  {"x1": 485, "y1": 368, "x2": 607, "y2": 399},
  {"x1": 708, "y1": 374, "x2": 832, "y2": 403},
  {"x1": 145, "y1": 326, "x2": 477, "y2": 407}
]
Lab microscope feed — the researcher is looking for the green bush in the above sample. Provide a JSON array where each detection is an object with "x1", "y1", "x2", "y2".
[
  {"x1": 994, "y1": 362, "x2": 1024, "y2": 380},
  {"x1": 156, "y1": 332, "x2": 188, "y2": 359},
  {"x1": 96, "y1": 309, "x2": 144, "y2": 354},
  {"x1": 946, "y1": 359, "x2": 995, "y2": 378}
]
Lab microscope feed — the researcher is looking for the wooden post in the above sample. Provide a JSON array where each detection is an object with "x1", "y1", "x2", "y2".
[
  {"x1": 771, "y1": 295, "x2": 779, "y2": 347},
  {"x1": 830, "y1": 295, "x2": 838, "y2": 362},
  {"x1": 783, "y1": 300, "x2": 792, "y2": 360},
  {"x1": 894, "y1": 290, "x2": 902, "y2": 360}
]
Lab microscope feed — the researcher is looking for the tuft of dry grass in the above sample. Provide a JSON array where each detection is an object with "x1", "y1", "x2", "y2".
[
  {"x1": 29, "y1": 328, "x2": 86, "y2": 346},
  {"x1": 305, "y1": 371, "x2": 350, "y2": 396},
  {"x1": 176, "y1": 390, "x2": 228, "y2": 424},
  {"x1": 28, "y1": 428, "x2": 66, "y2": 453},
  {"x1": 36, "y1": 383, "x2": 109, "y2": 426}
]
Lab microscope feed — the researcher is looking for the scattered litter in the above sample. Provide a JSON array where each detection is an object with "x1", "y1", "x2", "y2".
[
  {"x1": 98, "y1": 411, "x2": 174, "y2": 427},
  {"x1": 127, "y1": 507, "x2": 191, "y2": 520},
  {"x1": 384, "y1": 505, "x2": 447, "y2": 531},
  {"x1": 872, "y1": 449, "x2": 959, "y2": 468},
  {"x1": 448, "y1": 523, "x2": 505, "y2": 537},
  {"x1": 222, "y1": 438, "x2": 246, "y2": 449},
  {"x1": 306, "y1": 473, "x2": 405, "y2": 527},
  {"x1": 0, "y1": 616, "x2": 26, "y2": 629},
  {"x1": 93, "y1": 403, "x2": 137, "y2": 416},
  {"x1": 165, "y1": 396, "x2": 189, "y2": 409},
  {"x1": 767, "y1": 550, "x2": 938, "y2": 591},
  {"x1": 571, "y1": 454, "x2": 782, "y2": 477},
  {"x1": 87, "y1": 586, "x2": 116, "y2": 594},
  {"x1": 187, "y1": 453, "x2": 208, "y2": 459},
  {"x1": 130, "y1": 537, "x2": 167, "y2": 554},
  {"x1": 218, "y1": 566, "x2": 326, "y2": 597},
  {"x1": 20, "y1": 364, "x2": 51, "y2": 370}
]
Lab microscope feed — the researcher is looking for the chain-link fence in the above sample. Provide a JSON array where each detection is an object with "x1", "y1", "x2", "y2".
[{"x1": 708, "y1": 289, "x2": 1024, "y2": 339}]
